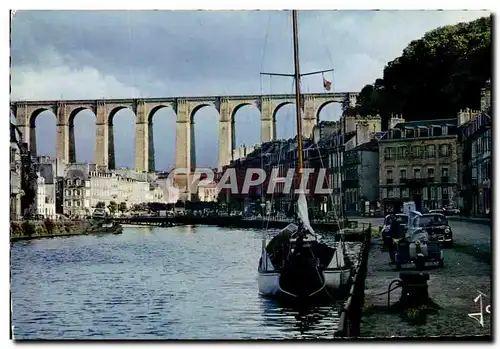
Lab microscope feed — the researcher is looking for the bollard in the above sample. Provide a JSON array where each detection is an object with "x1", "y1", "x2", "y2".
[{"x1": 398, "y1": 271, "x2": 430, "y2": 309}]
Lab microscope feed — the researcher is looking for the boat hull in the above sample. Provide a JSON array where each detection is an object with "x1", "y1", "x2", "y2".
[
  {"x1": 258, "y1": 272, "x2": 281, "y2": 296},
  {"x1": 258, "y1": 267, "x2": 352, "y2": 299},
  {"x1": 323, "y1": 268, "x2": 352, "y2": 290}
]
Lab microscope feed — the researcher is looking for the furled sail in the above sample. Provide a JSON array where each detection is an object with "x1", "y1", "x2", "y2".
[{"x1": 297, "y1": 192, "x2": 315, "y2": 234}]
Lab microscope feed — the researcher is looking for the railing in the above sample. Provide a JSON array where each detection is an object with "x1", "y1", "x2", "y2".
[
  {"x1": 336, "y1": 224, "x2": 372, "y2": 338},
  {"x1": 242, "y1": 216, "x2": 340, "y2": 224}
]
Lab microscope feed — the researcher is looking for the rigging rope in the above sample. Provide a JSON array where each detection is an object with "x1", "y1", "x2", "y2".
[
  {"x1": 127, "y1": 11, "x2": 137, "y2": 97},
  {"x1": 260, "y1": 11, "x2": 273, "y2": 76},
  {"x1": 317, "y1": 11, "x2": 335, "y2": 90},
  {"x1": 263, "y1": 78, "x2": 295, "y2": 231}
]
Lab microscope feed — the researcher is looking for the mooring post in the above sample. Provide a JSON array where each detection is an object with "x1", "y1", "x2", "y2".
[{"x1": 398, "y1": 271, "x2": 430, "y2": 309}]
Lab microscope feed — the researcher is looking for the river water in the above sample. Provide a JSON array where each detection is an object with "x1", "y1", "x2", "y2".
[{"x1": 11, "y1": 225, "x2": 361, "y2": 340}]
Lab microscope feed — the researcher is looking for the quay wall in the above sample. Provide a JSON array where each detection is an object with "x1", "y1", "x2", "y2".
[
  {"x1": 335, "y1": 226, "x2": 372, "y2": 337},
  {"x1": 10, "y1": 220, "x2": 91, "y2": 242}
]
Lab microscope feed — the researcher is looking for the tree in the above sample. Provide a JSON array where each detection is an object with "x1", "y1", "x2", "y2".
[
  {"x1": 119, "y1": 202, "x2": 127, "y2": 212},
  {"x1": 96, "y1": 201, "x2": 105, "y2": 209},
  {"x1": 350, "y1": 16, "x2": 492, "y2": 126},
  {"x1": 108, "y1": 201, "x2": 117, "y2": 214}
]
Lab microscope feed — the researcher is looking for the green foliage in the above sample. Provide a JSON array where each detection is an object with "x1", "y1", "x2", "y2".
[
  {"x1": 44, "y1": 218, "x2": 55, "y2": 234},
  {"x1": 119, "y1": 202, "x2": 127, "y2": 212},
  {"x1": 21, "y1": 220, "x2": 35, "y2": 237},
  {"x1": 348, "y1": 16, "x2": 492, "y2": 124},
  {"x1": 10, "y1": 222, "x2": 23, "y2": 237},
  {"x1": 96, "y1": 201, "x2": 106, "y2": 209},
  {"x1": 108, "y1": 201, "x2": 118, "y2": 214}
]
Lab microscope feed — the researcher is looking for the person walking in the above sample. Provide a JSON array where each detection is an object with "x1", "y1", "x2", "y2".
[{"x1": 388, "y1": 214, "x2": 400, "y2": 263}]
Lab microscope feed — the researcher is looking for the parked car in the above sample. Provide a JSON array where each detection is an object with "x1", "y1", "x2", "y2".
[
  {"x1": 444, "y1": 206, "x2": 461, "y2": 216},
  {"x1": 92, "y1": 208, "x2": 107, "y2": 219},
  {"x1": 393, "y1": 211, "x2": 444, "y2": 270},
  {"x1": 419, "y1": 213, "x2": 453, "y2": 247}
]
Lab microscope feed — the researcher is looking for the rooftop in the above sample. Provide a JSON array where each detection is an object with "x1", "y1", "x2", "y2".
[
  {"x1": 393, "y1": 118, "x2": 457, "y2": 129},
  {"x1": 350, "y1": 138, "x2": 379, "y2": 152}
]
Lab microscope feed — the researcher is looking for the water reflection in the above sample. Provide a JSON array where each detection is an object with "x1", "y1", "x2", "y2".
[
  {"x1": 180, "y1": 225, "x2": 197, "y2": 235},
  {"x1": 11, "y1": 225, "x2": 355, "y2": 340},
  {"x1": 259, "y1": 295, "x2": 343, "y2": 339}
]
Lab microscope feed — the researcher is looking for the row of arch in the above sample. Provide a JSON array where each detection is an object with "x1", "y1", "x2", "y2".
[{"x1": 11, "y1": 103, "x2": 342, "y2": 171}]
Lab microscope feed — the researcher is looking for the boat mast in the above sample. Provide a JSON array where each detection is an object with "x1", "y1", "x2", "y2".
[{"x1": 292, "y1": 10, "x2": 304, "y2": 190}]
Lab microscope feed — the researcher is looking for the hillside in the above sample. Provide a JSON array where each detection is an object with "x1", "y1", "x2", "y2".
[{"x1": 345, "y1": 15, "x2": 492, "y2": 127}]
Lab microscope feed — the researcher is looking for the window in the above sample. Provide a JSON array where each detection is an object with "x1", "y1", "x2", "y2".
[
  {"x1": 384, "y1": 147, "x2": 393, "y2": 160},
  {"x1": 66, "y1": 190, "x2": 71, "y2": 196},
  {"x1": 412, "y1": 146, "x2": 422, "y2": 158},
  {"x1": 400, "y1": 169, "x2": 407, "y2": 179},
  {"x1": 442, "y1": 126, "x2": 448, "y2": 136},
  {"x1": 386, "y1": 169, "x2": 393, "y2": 184},
  {"x1": 441, "y1": 167, "x2": 449, "y2": 178},
  {"x1": 413, "y1": 168, "x2": 421, "y2": 179},
  {"x1": 428, "y1": 168, "x2": 435, "y2": 180},
  {"x1": 388, "y1": 188, "x2": 394, "y2": 198},
  {"x1": 397, "y1": 147, "x2": 405, "y2": 159},
  {"x1": 66, "y1": 179, "x2": 72, "y2": 186},
  {"x1": 67, "y1": 201, "x2": 72, "y2": 207},
  {"x1": 440, "y1": 144, "x2": 450, "y2": 157},
  {"x1": 401, "y1": 188, "x2": 409, "y2": 198},
  {"x1": 10, "y1": 148, "x2": 16, "y2": 164},
  {"x1": 442, "y1": 187, "x2": 449, "y2": 199},
  {"x1": 75, "y1": 179, "x2": 81, "y2": 186},
  {"x1": 431, "y1": 187, "x2": 437, "y2": 199},
  {"x1": 427, "y1": 145, "x2": 435, "y2": 158}
]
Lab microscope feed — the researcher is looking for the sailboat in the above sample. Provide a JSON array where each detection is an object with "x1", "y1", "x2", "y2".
[{"x1": 257, "y1": 10, "x2": 352, "y2": 299}]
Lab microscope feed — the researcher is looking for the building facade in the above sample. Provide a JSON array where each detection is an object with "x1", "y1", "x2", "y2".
[
  {"x1": 457, "y1": 80, "x2": 492, "y2": 216},
  {"x1": 88, "y1": 170, "x2": 166, "y2": 210},
  {"x1": 35, "y1": 156, "x2": 61, "y2": 218},
  {"x1": 343, "y1": 139, "x2": 380, "y2": 214},
  {"x1": 378, "y1": 118, "x2": 459, "y2": 214},
  {"x1": 219, "y1": 115, "x2": 385, "y2": 217},
  {"x1": 10, "y1": 123, "x2": 23, "y2": 220},
  {"x1": 63, "y1": 166, "x2": 91, "y2": 217},
  {"x1": 197, "y1": 182, "x2": 218, "y2": 202}
]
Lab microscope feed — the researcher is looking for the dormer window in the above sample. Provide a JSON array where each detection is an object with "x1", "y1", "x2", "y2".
[
  {"x1": 442, "y1": 126, "x2": 448, "y2": 136},
  {"x1": 75, "y1": 179, "x2": 81, "y2": 186},
  {"x1": 66, "y1": 179, "x2": 72, "y2": 186}
]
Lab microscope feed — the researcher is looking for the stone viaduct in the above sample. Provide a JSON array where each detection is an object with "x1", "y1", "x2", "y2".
[{"x1": 10, "y1": 92, "x2": 358, "y2": 173}]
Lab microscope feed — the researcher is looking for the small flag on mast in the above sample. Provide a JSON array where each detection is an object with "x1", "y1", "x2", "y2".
[{"x1": 322, "y1": 73, "x2": 332, "y2": 91}]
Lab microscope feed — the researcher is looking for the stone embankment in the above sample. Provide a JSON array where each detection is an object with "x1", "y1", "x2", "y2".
[{"x1": 10, "y1": 219, "x2": 92, "y2": 242}]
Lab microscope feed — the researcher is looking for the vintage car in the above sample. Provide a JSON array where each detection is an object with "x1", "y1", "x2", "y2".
[
  {"x1": 380, "y1": 213, "x2": 408, "y2": 248},
  {"x1": 393, "y1": 211, "x2": 444, "y2": 270},
  {"x1": 444, "y1": 206, "x2": 461, "y2": 216},
  {"x1": 419, "y1": 213, "x2": 453, "y2": 247}
]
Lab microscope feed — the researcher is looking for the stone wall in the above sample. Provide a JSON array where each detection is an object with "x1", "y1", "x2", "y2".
[{"x1": 10, "y1": 219, "x2": 91, "y2": 241}]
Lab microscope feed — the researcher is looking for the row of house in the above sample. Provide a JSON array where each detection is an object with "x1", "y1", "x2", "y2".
[
  {"x1": 218, "y1": 81, "x2": 492, "y2": 217},
  {"x1": 9, "y1": 132, "x2": 219, "y2": 219},
  {"x1": 218, "y1": 116, "x2": 389, "y2": 217}
]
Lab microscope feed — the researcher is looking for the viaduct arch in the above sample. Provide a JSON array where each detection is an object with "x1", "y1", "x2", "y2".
[{"x1": 10, "y1": 92, "x2": 358, "y2": 174}]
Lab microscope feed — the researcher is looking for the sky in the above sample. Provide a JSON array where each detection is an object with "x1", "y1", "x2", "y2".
[{"x1": 10, "y1": 10, "x2": 490, "y2": 170}]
